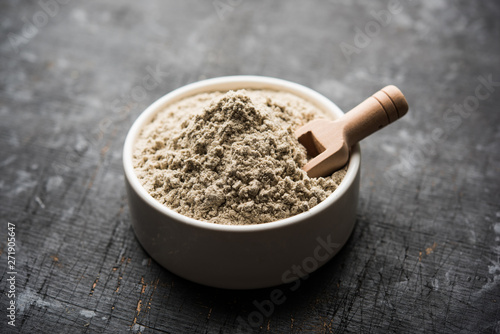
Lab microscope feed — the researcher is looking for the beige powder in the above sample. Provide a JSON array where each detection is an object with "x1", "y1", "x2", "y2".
[{"x1": 133, "y1": 89, "x2": 346, "y2": 225}]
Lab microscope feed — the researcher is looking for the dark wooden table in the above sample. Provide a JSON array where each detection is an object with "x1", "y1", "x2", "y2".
[{"x1": 1, "y1": 1, "x2": 499, "y2": 333}]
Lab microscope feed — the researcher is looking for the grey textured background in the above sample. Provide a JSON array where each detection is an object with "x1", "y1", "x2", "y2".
[{"x1": 1, "y1": 0, "x2": 499, "y2": 333}]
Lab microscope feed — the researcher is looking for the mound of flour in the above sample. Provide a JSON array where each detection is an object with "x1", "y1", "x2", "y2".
[{"x1": 133, "y1": 89, "x2": 346, "y2": 225}]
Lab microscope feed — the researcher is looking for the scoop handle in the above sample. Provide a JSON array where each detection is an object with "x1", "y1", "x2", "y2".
[{"x1": 341, "y1": 85, "x2": 408, "y2": 146}]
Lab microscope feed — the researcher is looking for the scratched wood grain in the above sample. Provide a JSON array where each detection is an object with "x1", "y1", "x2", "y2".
[{"x1": 1, "y1": 1, "x2": 499, "y2": 333}]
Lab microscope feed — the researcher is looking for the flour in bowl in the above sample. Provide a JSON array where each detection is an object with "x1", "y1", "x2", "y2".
[{"x1": 133, "y1": 89, "x2": 346, "y2": 225}]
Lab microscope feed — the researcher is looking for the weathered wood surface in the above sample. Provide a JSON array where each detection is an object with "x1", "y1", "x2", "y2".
[{"x1": 1, "y1": 1, "x2": 499, "y2": 333}]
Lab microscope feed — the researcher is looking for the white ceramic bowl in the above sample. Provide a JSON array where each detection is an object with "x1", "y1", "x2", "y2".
[{"x1": 123, "y1": 76, "x2": 360, "y2": 289}]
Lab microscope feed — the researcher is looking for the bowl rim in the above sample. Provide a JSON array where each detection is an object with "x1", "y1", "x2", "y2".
[{"x1": 123, "y1": 75, "x2": 360, "y2": 232}]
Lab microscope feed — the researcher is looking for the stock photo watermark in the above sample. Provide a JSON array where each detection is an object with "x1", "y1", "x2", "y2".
[
  {"x1": 109, "y1": 62, "x2": 170, "y2": 117},
  {"x1": 339, "y1": 0, "x2": 426, "y2": 63},
  {"x1": 53, "y1": 63, "x2": 170, "y2": 174},
  {"x1": 6, "y1": 222, "x2": 17, "y2": 327},
  {"x1": 236, "y1": 235, "x2": 341, "y2": 333},
  {"x1": 213, "y1": 0, "x2": 244, "y2": 21},
  {"x1": 52, "y1": 62, "x2": 170, "y2": 175},
  {"x1": 384, "y1": 74, "x2": 500, "y2": 184},
  {"x1": 8, "y1": 0, "x2": 73, "y2": 54}
]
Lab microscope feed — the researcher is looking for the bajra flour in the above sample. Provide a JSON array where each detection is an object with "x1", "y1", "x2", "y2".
[{"x1": 133, "y1": 89, "x2": 346, "y2": 225}]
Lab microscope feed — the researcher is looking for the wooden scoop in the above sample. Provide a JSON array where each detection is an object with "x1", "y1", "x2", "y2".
[{"x1": 295, "y1": 85, "x2": 409, "y2": 178}]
